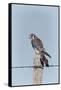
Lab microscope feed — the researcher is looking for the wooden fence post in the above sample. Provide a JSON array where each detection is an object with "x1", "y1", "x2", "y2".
[{"x1": 33, "y1": 53, "x2": 43, "y2": 84}]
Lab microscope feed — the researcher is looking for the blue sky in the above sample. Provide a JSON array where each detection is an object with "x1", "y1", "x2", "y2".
[{"x1": 12, "y1": 4, "x2": 59, "y2": 86}]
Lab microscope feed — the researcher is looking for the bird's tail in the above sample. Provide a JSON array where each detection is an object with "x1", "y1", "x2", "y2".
[
  {"x1": 40, "y1": 55, "x2": 49, "y2": 67},
  {"x1": 41, "y1": 51, "x2": 51, "y2": 58},
  {"x1": 44, "y1": 58, "x2": 49, "y2": 67}
]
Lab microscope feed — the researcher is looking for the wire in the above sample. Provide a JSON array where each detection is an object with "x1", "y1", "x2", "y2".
[{"x1": 12, "y1": 65, "x2": 59, "y2": 69}]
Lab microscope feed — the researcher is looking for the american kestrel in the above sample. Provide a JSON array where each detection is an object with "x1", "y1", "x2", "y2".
[{"x1": 29, "y1": 33, "x2": 51, "y2": 67}]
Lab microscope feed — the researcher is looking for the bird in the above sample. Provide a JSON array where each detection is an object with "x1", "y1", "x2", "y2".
[
  {"x1": 29, "y1": 33, "x2": 51, "y2": 67},
  {"x1": 40, "y1": 55, "x2": 49, "y2": 67}
]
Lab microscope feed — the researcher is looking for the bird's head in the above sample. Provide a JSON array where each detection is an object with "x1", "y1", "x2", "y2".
[{"x1": 29, "y1": 33, "x2": 36, "y2": 40}]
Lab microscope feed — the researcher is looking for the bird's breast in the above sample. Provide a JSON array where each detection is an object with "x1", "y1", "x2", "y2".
[{"x1": 34, "y1": 48, "x2": 40, "y2": 54}]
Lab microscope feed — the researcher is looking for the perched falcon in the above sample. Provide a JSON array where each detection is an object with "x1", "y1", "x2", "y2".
[{"x1": 29, "y1": 33, "x2": 51, "y2": 67}]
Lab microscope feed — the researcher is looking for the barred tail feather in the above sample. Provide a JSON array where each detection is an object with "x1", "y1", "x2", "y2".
[{"x1": 41, "y1": 51, "x2": 51, "y2": 58}]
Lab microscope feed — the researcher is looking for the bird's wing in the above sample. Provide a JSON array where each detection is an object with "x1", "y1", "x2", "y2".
[
  {"x1": 31, "y1": 38, "x2": 43, "y2": 48},
  {"x1": 35, "y1": 38, "x2": 51, "y2": 58},
  {"x1": 34, "y1": 38, "x2": 45, "y2": 51},
  {"x1": 31, "y1": 37, "x2": 51, "y2": 58}
]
